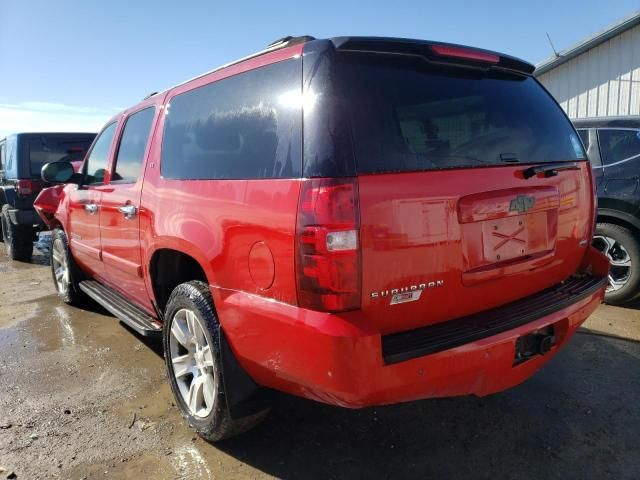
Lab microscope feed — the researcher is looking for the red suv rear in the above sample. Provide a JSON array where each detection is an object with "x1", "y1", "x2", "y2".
[{"x1": 36, "y1": 36, "x2": 608, "y2": 441}]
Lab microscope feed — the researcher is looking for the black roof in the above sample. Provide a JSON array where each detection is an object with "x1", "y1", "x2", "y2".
[
  {"x1": 572, "y1": 116, "x2": 640, "y2": 128},
  {"x1": 157, "y1": 35, "x2": 535, "y2": 99},
  {"x1": 327, "y1": 36, "x2": 535, "y2": 74}
]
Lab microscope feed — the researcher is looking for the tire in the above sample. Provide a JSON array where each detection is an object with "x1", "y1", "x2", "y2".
[
  {"x1": 50, "y1": 228, "x2": 85, "y2": 305},
  {"x1": 593, "y1": 223, "x2": 640, "y2": 305},
  {"x1": 163, "y1": 281, "x2": 268, "y2": 442},
  {"x1": 1, "y1": 204, "x2": 33, "y2": 261}
]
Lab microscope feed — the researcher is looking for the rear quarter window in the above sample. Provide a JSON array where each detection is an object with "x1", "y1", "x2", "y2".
[
  {"x1": 335, "y1": 54, "x2": 585, "y2": 174},
  {"x1": 161, "y1": 58, "x2": 302, "y2": 180}
]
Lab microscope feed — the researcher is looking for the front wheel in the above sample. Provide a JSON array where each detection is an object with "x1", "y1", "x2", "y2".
[
  {"x1": 50, "y1": 228, "x2": 85, "y2": 305},
  {"x1": 592, "y1": 223, "x2": 640, "y2": 305},
  {"x1": 163, "y1": 281, "x2": 268, "y2": 442}
]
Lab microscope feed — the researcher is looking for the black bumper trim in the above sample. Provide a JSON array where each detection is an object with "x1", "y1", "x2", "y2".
[{"x1": 381, "y1": 274, "x2": 607, "y2": 365}]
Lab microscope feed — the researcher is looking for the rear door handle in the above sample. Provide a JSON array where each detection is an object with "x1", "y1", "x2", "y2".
[
  {"x1": 118, "y1": 204, "x2": 137, "y2": 219},
  {"x1": 84, "y1": 203, "x2": 98, "y2": 215}
]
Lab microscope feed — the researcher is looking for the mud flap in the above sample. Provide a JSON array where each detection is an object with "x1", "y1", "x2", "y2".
[{"x1": 219, "y1": 328, "x2": 270, "y2": 419}]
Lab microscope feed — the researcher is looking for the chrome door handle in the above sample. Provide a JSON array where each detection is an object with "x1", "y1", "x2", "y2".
[
  {"x1": 118, "y1": 204, "x2": 137, "y2": 219},
  {"x1": 84, "y1": 203, "x2": 98, "y2": 215}
]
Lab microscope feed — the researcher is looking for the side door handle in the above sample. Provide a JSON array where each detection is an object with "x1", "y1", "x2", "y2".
[
  {"x1": 84, "y1": 203, "x2": 98, "y2": 215},
  {"x1": 117, "y1": 204, "x2": 137, "y2": 219}
]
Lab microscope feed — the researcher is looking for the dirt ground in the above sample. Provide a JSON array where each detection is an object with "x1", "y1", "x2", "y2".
[{"x1": 0, "y1": 247, "x2": 639, "y2": 480}]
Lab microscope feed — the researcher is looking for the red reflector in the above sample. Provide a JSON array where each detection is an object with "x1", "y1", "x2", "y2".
[
  {"x1": 296, "y1": 178, "x2": 361, "y2": 312},
  {"x1": 431, "y1": 45, "x2": 499, "y2": 64}
]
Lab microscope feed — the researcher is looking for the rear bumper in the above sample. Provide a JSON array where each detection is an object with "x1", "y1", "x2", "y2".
[
  {"x1": 218, "y1": 247, "x2": 609, "y2": 408},
  {"x1": 7, "y1": 207, "x2": 42, "y2": 227}
]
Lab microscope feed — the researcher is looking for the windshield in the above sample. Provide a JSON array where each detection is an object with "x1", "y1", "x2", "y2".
[
  {"x1": 335, "y1": 54, "x2": 585, "y2": 174},
  {"x1": 28, "y1": 136, "x2": 94, "y2": 177}
]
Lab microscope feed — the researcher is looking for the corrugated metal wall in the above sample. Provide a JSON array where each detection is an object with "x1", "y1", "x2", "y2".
[{"x1": 537, "y1": 23, "x2": 640, "y2": 118}]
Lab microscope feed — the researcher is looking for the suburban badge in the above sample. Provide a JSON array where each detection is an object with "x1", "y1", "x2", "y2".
[{"x1": 371, "y1": 280, "x2": 444, "y2": 305}]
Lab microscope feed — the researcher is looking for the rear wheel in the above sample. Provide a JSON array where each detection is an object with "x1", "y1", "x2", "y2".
[
  {"x1": 163, "y1": 281, "x2": 268, "y2": 442},
  {"x1": 592, "y1": 223, "x2": 640, "y2": 305},
  {"x1": 1, "y1": 204, "x2": 33, "y2": 261}
]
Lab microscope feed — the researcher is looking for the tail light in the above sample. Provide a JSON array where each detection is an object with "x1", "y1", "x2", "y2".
[
  {"x1": 296, "y1": 178, "x2": 361, "y2": 312},
  {"x1": 16, "y1": 180, "x2": 34, "y2": 196}
]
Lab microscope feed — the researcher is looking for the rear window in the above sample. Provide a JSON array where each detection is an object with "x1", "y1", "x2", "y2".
[
  {"x1": 28, "y1": 136, "x2": 93, "y2": 177},
  {"x1": 335, "y1": 55, "x2": 585, "y2": 174},
  {"x1": 161, "y1": 58, "x2": 302, "y2": 180}
]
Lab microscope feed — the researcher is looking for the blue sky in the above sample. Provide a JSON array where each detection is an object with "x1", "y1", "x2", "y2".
[{"x1": 0, "y1": 0, "x2": 638, "y2": 137}]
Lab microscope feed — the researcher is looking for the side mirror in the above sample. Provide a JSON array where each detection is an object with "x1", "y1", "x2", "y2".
[{"x1": 41, "y1": 161, "x2": 76, "y2": 184}]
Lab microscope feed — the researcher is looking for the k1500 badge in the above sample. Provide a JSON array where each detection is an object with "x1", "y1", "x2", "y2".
[{"x1": 370, "y1": 280, "x2": 444, "y2": 305}]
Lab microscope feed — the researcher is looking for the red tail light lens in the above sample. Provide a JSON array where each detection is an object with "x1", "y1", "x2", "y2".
[
  {"x1": 16, "y1": 180, "x2": 34, "y2": 196},
  {"x1": 296, "y1": 178, "x2": 361, "y2": 312},
  {"x1": 431, "y1": 45, "x2": 499, "y2": 64}
]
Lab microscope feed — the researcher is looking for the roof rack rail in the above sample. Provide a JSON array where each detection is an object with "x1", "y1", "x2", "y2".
[
  {"x1": 267, "y1": 35, "x2": 315, "y2": 48},
  {"x1": 156, "y1": 36, "x2": 315, "y2": 97}
]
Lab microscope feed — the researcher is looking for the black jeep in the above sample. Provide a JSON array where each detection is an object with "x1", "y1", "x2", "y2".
[
  {"x1": 575, "y1": 116, "x2": 640, "y2": 304},
  {"x1": 0, "y1": 132, "x2": 95, "y2": 260}
]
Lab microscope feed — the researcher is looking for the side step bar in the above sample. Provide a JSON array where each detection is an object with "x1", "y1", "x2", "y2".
[{"x1": 79, "y1": 280, "x2": 162, "y2": 338}]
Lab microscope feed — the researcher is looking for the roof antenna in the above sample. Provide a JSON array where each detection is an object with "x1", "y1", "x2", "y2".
[{"x1": 545, "y1": 32, "x2": 560, "y2": 58}]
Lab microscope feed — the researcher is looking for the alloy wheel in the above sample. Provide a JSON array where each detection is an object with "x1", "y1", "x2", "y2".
[
  {"x1": 593, "y1": 234, "x2": 632, "y2": 293},
  {"x1": 169, "y1": 308, "x2": 216, "y2": 418},
  {"x1": 51, "y1": 238, "x2": 69, "y2": 293}
]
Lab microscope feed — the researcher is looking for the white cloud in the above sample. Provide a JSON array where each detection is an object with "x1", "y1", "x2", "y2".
[{"x1": 0, "y1": 101, "x2": 116, "y2": 138}]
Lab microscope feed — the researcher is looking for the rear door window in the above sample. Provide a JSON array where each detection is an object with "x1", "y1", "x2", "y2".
[
  {"x1": 335, "y1": 54, "x2": 585, "y2": 174},
  {"x1": 161, "y1": 58, "x2": 302, "y2": 180},
  {"x1": 598, "y1": 129, "x2": 640, "y2": 166},
  {"x1": 28, "y1": 136, "x2": 93, "y2": 177},
  {"x1": 84, "y1": 123, "x2": 117, "y2": 185},
  {"x1": 112, "y1": 107, "x2": 155, "y2": 183}
]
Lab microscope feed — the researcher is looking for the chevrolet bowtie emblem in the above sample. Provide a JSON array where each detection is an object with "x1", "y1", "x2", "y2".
[{"x1": 509, "y1": 195, "x2": 536, "y2": 214}]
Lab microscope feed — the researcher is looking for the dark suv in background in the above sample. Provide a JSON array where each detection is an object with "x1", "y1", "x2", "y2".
[
  {"x1": 575, "y1": 116, "x2": 640, "y2": 304},
  {"x1": 0, "y1": 132, "x2": 96, "y2": 260}
]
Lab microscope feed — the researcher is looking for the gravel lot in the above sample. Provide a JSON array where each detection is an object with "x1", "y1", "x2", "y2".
[{"x1": 0, "y1": 247, "x2": 639, "y2": 479}]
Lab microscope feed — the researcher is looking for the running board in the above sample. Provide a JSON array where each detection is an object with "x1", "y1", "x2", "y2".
[{"x1": 79, "y1": 280, "x2": 162, "y2": 338}]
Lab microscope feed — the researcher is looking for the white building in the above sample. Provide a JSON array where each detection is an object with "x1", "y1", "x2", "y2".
[{"x1": 535, "y1": 12, "x2": 640, "y2": 119}]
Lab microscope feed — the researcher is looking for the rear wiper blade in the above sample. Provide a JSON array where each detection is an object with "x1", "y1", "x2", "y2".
[{"x1": 522, "y1": 162, "x2": 579, "y2": 179}]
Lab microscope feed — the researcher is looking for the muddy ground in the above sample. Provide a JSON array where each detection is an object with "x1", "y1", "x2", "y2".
[{"x1": 0, "y1": 247, "x2": 639, "y2": 480}]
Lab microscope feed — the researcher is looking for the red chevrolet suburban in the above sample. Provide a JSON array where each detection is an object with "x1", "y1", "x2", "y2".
[{"x1": 35, "y1": 36, "x2": 609, "y2": 441}]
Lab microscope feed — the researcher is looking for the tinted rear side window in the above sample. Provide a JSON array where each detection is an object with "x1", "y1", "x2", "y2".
[
  {"x1": 335, "y1": 54, "x2": 585, "y2": 174},
  {"x1": 161, "y1": 58, "x2": 302, "y2": 180},
  {"x1": 577, "y1": 129, "x2": 589, "y2": 150},
  {"x1": 28, "y1": 135, "x2": 93, "y2": 177},
  {"x1": 113, "y1": 107, "x2": 155, "y2": 183},
  {"x1": 598, "y1": 129, "x2": 640, "y2": 166}
]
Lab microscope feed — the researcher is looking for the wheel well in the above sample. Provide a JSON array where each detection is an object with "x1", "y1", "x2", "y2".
[
  {"x1": 149, "y1": 249, "x2": 208, "y2": 315},
  {"x1": 597, "y1": 214, "x2": 640, "y2": 236}
]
